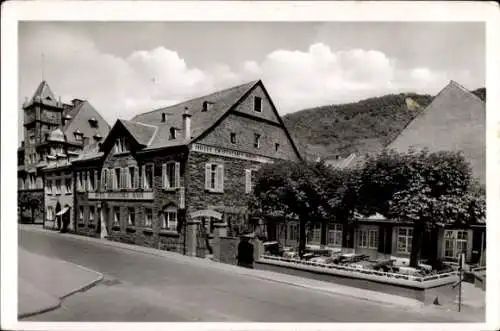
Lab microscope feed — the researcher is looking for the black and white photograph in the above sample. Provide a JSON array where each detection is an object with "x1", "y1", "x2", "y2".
[{"x1": 1, "y1": 1, "x2": 499, "y2": 330}]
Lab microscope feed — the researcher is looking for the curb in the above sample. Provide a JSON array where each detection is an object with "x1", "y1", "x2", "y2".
[{"x1": 18, "y1": 248, "x2": 104, "y2": 319}]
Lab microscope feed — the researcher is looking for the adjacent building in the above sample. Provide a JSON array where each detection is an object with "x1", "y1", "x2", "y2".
[
  {"x1": 72, "y1": 80, "x2": 302, "y2": 253},
  {"x1": 17, "y1": 80, "x2": 111, "y2": 227}
]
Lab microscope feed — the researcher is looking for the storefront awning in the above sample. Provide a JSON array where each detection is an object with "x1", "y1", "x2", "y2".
[{"x1": 56, "y1": 207, "x2": 70, "y2": 216}]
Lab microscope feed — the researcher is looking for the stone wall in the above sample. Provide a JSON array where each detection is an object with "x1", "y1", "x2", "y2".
[{"x1": 218, "y1": 237, "x2": 239, "y2": 265}]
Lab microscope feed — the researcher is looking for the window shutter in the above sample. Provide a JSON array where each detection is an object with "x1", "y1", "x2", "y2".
[
  {"x1": 217, "y1": 164, "x2": 224, "y2": 192},
  {"x1": 111, "y1": 169, "x2": 117, "y2": 190},
  {"x1": 174, "y1": 162, "x2": 180, "y2": 188},
  {"x1": 141, "y1": 165, "x2": 146, "y2": 189},
  {"x1": 100, "y1": 169, "x2": 105, "y2": 191},
  {"x1": 122, "y1": 167, "x2": 126, "y2": 189},
  {"x1": 134, "y1": 166, "x2": 139, "y2": 189},
  {"x1": 205, "y1": 163, "x2": 211, "y2": 190},
  {"x1": 245, "y1": 169, "x2": 252, "y2": 194},
  {"x1": 87, "y1": 171, "x2": 91, "y2": 191},
  {"x1": 162, "y1": 163, "x2": 167, "y2": 188},
  {"x1": 76, "y1": 172, "x2": 81, "y2": 191},
  {"x1": 107, "y1": 169, "x2": 112, "y2": 190}
]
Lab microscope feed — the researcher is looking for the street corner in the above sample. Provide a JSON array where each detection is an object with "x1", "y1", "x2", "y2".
[
  {"x1": 19, "y1": 248, "x2": 104, "y2": 301},
  {"x1": 18, "y1": 277, "x2": 61, "y2": 319}
]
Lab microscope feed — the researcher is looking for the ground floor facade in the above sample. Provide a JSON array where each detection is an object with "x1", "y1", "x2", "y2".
[
  {"x1": 43, "y1": 167, "x2": 74, "y2": 232},
  {"x1": 18, "y1": 189, "x2": 44, "y2": 224},
  {"x1": 272, "y1": 219, "x2": 486, "y2": 265}
]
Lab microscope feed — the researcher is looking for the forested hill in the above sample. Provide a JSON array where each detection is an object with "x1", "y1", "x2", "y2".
[{"x1": 284, "y1": 87, "x2": 486, "y2": 161}]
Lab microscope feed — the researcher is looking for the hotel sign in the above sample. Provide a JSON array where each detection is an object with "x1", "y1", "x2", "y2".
[{"x1": 88, "y1": 191, "x2": 154, "y2": 201}]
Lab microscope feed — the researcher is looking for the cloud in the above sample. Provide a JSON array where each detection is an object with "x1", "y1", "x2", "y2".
[{"x1": 19, "y1": 27, "x2": 481, "y2": 137}]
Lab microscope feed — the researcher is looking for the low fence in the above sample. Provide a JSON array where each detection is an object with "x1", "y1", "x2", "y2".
[{"x1": 259, "y1": 255, "x2": 458, "y2": 289}]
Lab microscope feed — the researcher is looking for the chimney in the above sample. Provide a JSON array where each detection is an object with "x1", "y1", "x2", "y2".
[{"x1": 182, "y1": 107, "x2": 191, "y2": 140}]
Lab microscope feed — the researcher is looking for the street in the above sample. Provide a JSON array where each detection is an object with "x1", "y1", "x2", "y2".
[{"x1": 19, "y1": 227, "x2": 472, "y2": 322}]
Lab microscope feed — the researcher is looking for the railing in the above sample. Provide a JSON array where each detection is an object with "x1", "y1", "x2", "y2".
[{"x1": 260, "y1": 255, "x2": 458, "y2": 284}]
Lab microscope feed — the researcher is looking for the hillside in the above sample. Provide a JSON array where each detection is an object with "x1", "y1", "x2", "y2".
[{"x1": 284, "y1": 87, "x2": 486, "y2": 161}]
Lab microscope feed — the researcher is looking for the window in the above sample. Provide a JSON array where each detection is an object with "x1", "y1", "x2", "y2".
[
  {"x1": 88, "y1": 171, "x2": 95, "y2": 191},
  {"x1": 79, "y1": 207, "x2": 84, "y2": 223},
  {"x1": 82, "y1": 172, "x2": 87, "y2": 191},
  {"x1": 162, "y1": 207, "x2": 177, "y2": 231},
  {"x1": 254, "y1": 134, "x2": 261, "y2": 148},
  {"x1": 77, "y1": 172, "x2": 82, "y2": 191},
  {"x1": 89, "y1": 206, "x2": 95, "y2": 223},
  {"x1": 254, "y1": 96, "x2": 262, "y2": 112},
  {"x1": 46, "y1": 180, "x2": 53, "y2": 195},
  {"x1": 115, "y1": 168, "x2": 121, "y2": 189},
  {"x1": 311, "y1": 224, "x2": 321, "y2": 243},
  {"x1": 289, "y1": 223, "x2": 298, "y2": 241},
  {"x1": 101, "y1": 169, "x2": 109, "y2": 191},
  {"x1": 128, "y1": 208, "x2": 135, "y2": 226},
  {"x1": 163, "y1": 162, "x2": 180, "y2": 189},
  {"x1": 47, "y1": 207, "x2": 54, "y2": 221},
  {"x1": 61, "y1": 178, "x2": 67, "y2": 194},
  {"x1": 358, "y1": 228, "x2": 378, "y2": 249},
  {"x1": 328, "y1": 223, "x2": 343, "y2": 247},
  {"x1": 65, "y1": 178, "x2": 72, "y2": 194},
  {"x1": 278, "y1": 223, "x2": 286, "y2": 240},
  {"x1": 19, "y1": 178, "x2": 25, "y2": 190},
  {"x1": 161, "y1": 113, "x2": 166, "y2": 122},
  {"x1": 169, "y1": 127, "x2": 176, "y2": 140},
  {"x1": 397, "y1": 227, "x2": 413, "y2": 254},
  {"x1": 114, "y1": 137, "x2": 129, "y2": 154},
  {"x1": 55, "y1": 179, "x2": 61, "y2": 195},
  {"x1": 444, "y1": 230, "x2": 469, "y2": 259},
  {"x1": 113, "y1": 207, "x2": 120, "y2": 226},
  {"x1": 205, "y1": 163, "x2": 224, "y2": 192},
  {"x1": 144, "y1": 208, "x2": 153, "y2": 227},
  {"x1": 275, "y1": 143, "x2": 280, "y2": 152},
  {"x1": 143, "y1": 165, "x2": 153, "y2": 190},
  {"x1": 230, "y1": 133, "x2": 236, "y2": 144},
  {"x1": 129, "y1": 167, "x2": 137, "y2": 189},
  {"x1": 245, "y1": 169, "x2": 254, "y2": 194}
]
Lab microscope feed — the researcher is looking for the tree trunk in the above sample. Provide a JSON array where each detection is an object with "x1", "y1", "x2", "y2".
[
  {"x1": 298, "y1": 217, "x2": 307, "y2": 258},
  {"x1": 410, "y1": 222, "x2": 425, "y2": 267},
  {"x1": 320, "y1": 219, "x2": 327, "y2": 247}
]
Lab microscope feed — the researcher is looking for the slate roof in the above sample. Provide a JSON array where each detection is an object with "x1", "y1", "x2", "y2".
[
  {"x1": 387, "y1": 80, "x2": 486, "y2": 184},
  {"x1": 72, "y1": 142, "x2": 103, "y2": 163},
  {"x1": 131, "y1": 80, "x2": 259, "y2": 150},
  {"x1": 62, "y1": 100, "x2": 111, "y2": 146},
  {"x1": 119, "y1": 120, "x2": 158, "y2": 146}
]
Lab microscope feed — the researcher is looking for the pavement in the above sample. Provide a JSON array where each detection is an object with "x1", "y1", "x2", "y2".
[
  {"x1": 18, "y1": 248, "x2": 103, "y2": 318},
  {"x1": 17, "y1": 224, "x2": 485, "y2": 322}
]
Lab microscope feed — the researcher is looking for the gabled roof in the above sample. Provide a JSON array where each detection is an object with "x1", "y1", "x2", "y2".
[
  {"x1": 119, "y1": 120, "x2": 158, "y2": 146},
  {"x1": 387, "y1": 80, "x2": 486, "y2": 184},
  {"x1": 132, "y1": 80, "x2": 259, "y2": 150},
  {"x1": 62, "y1": 100, "x2": 111, "y2": 146}
]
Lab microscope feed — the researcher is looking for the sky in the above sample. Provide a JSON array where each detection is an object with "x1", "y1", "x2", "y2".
[{"x1": 18, "y1": 22, "x2": 485, "y2": 140}]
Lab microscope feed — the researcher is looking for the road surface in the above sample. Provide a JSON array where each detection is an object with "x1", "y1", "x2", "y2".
[{"x1": 19, "y1": 228, "x2": 471, "y2": 322}]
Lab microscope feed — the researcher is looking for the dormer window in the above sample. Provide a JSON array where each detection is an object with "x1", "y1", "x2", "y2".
[
  {"x1": 202, "y1": 101, "x2": 213, "y2": 112},
  {"x1": 161, "y1": 113, "x2": 166, "y2": 123},
  {"x1": 74, "y1": 129, "x2": 83, "y2": 141},
  {"x1": 88, "y1": 117, "x2": 98, "y2": 128},
  {"x1": 254, "y1": 96, "x2": 262, "y2": 113},
  {"x1": 169, "y1": 127, "x2": 177, "y2": 140}
]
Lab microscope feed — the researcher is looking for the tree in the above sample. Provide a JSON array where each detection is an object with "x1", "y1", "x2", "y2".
[
  {"x1": 250, "y1": 160, "x2": 359, "y2": 257},
  {"x1": 357, "y1": 148, "x2": 485, "y2": 267},
  {"x1": 250, "y1": 160, "x2": 330, "y2": 257},
  {"x1": 18, "y1": 195, "x2": 43, "y2": 224}
]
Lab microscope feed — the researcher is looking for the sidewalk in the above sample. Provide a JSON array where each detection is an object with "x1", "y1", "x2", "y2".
[
  {"x1": 18, "y1": 248, "x2": 103, "y2": 318},
  {"x1": 19, "y1": 225, "x2": 423, "y2": 309}
]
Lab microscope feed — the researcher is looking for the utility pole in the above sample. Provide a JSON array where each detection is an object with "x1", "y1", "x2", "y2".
[{"x1": 452, "y1": 252, "x2": 465, "y2": 312}]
